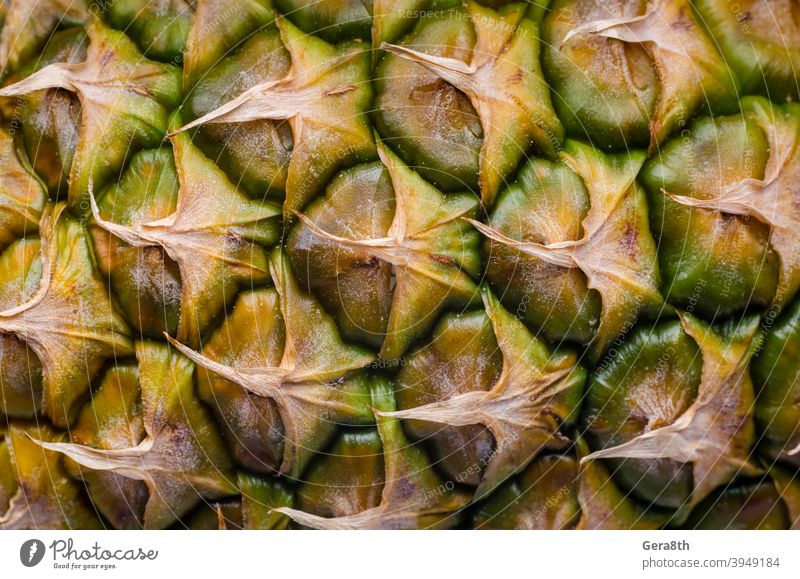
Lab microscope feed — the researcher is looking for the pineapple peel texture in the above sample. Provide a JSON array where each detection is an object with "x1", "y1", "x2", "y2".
[
  {"x1": 561, "y1": 0, "x2": 737, "y2": 150},
  {"x1": 174, "y1": 16, "x2": 376, "y2": 218},
  {"x1": 0, "y1": 205, "x2": 133, "y2": 428},
  {"x1": 0, "y1": 128, "x2": 47, "y2": 247},
  {"x1": 471, "y1": 141, "x2": 662, "y2": 359},
  {"x1": 87, "y1": 127, "x2": 280, "y2": 347},
  {"x1": 165, "y1": 250, "x2": 375, "y2": 480},
  {"x1": 582, "y1": 313, "x2": 763, "y2": 520},
  {"x1": 382, "y1": 0, "x2": 563, "y2": 205},
  {"x1": 0, "y1": 0, "x2": 89, "y2": 71},
  {"x1": 0, "y1": 422, "x2": 101, "y2": 530},
  {"x1": 0, "y1": 17, "x2": 181, "y2": 212},
  {"x1": 379, "y1": 288, "x2": 584, "y2": 501},
  {"x1": 273, "y1": 379, "x2": 470, "y2": 529},
  {"x1": 28, "y1": 341, "x2": 237, "y2": 530},
  {"x1": 295, "y1": 139, "x2": 481, "y2": 360},
  {"x1": 663, "y1": 98, "x2": 800, "y2": 308},
  {"x1": 0, "y1": 0, "x2": 797, "y2": 532}
]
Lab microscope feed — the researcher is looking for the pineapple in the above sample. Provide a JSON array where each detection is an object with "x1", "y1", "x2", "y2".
[{"x1": 1, "y1": 0, "x2": 799, "y2": 531}]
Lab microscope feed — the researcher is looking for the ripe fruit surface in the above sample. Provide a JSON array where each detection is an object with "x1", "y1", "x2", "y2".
[{"x1": 1, "y1": 0, "x2": 799, "y2": 530}]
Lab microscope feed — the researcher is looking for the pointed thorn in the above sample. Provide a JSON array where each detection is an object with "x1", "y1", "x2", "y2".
[
  {"x1": 87, "y1": 179, "x2": 102, "y2": 221},
  {"x1": 164, "y1": 333, "x2": 200, "y2": 363},
  {"x1": 216, "y1": 504, "x2": 227, "y2": 530},
  {"x1": 24, "y1": 433, "x2": 45, "y2": 447}
]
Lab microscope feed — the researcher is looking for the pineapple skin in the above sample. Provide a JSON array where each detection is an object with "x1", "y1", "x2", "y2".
[{"x1": 0, "y1": 0, "x2": 799, "y2": 531}]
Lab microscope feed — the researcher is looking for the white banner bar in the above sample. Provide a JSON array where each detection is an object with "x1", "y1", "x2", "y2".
[{"x1": 1, "y1": 531, "x2": 798, "y2": 579}]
